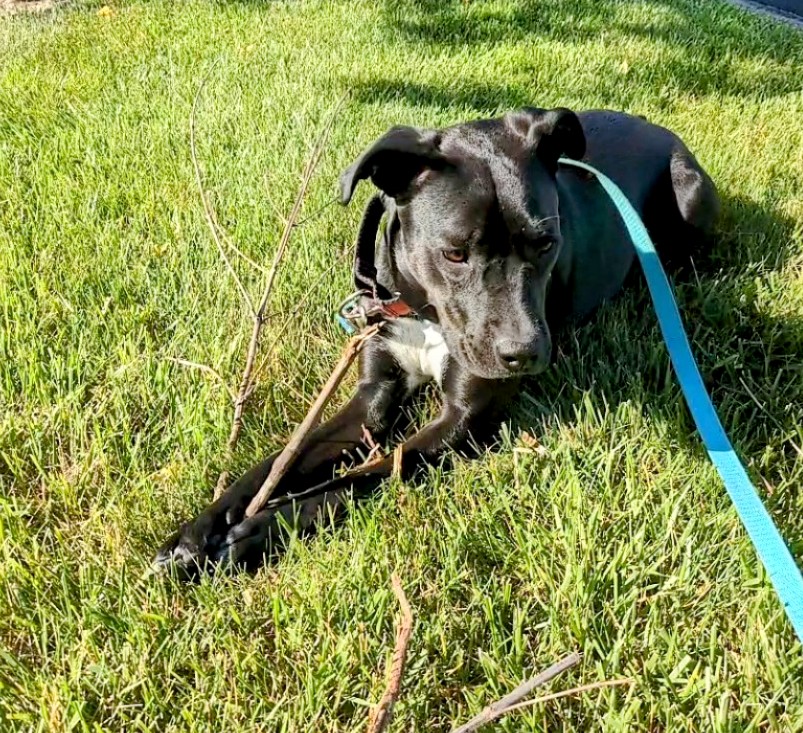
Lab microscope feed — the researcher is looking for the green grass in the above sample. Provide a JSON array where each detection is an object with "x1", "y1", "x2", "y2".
[{"x1": 1, "y1": 0, "x2": 802, "y2": 730}]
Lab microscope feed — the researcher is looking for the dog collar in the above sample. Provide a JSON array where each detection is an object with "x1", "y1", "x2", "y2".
[{"x1": 336, "y1": 290, "x2": 416, "y2": 334}]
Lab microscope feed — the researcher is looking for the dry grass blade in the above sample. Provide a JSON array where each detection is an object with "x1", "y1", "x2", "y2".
[
  {"x1": 494, "y1": 678, "x2": 635, "y2": 719},
  {"x1": 367, "y1": 573, "x2": 414, "y2": 733},
  {"x1": 166, "y1": 357, "x2": 237, "y2": 403},
  {"x1": 450, "y1": 652, "x2": 581, "y2": 733},
  {"x1": 244, "y1": 323, "x2": 380, "y2": 517}
]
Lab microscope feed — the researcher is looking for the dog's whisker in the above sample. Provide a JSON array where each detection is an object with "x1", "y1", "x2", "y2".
[{"x1": 533, "y1": 214, "x2": 561, "y2": 228}]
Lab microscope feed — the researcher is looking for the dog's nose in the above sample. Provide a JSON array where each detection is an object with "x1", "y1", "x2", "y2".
[{"x1": 495, "y1": 339, "x2": 546, "y2": 373}]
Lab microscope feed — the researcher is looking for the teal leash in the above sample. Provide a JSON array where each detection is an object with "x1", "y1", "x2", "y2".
[{"x1": 558, "y1": 157, "x2": 803, "y2": 642}]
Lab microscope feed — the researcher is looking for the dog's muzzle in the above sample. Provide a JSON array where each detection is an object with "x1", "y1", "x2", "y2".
[{"x1": 494, "y1": 337, "x2": 551, "y2": 374}]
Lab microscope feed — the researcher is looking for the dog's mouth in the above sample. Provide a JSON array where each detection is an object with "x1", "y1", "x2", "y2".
[{"x1": 456, "y1": 342, "x2": 494, "y2": 378}]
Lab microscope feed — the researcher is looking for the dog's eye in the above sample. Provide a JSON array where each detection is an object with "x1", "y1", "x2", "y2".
[
  {"x1": 534, "y1": 236, "x2": 556, "y2": 255},
  {"x1": 443, "y1": 248, "x2": 468, "y2": 263}
]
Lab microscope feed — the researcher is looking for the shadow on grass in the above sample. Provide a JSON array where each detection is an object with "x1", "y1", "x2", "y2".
[
  {"x1": 377, "y1": 0, "x2": 803, "y2": 100},
  {"x1": 347, "y1": 0, "x2": 802, "y2": 522},
  {"x1": 350, "y1": 78, "x2": 535, "y2": 115}
]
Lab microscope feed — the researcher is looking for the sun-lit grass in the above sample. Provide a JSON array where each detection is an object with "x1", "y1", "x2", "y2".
[{"x1": 1, "y1": 0, "x2": 802, "y2": 730}]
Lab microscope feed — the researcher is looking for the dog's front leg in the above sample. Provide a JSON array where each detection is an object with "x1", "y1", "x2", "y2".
[
  {"x1": 218, "y1": 361, "x2": 518, "y2": 567},
  {"x1": 153, "y1": 337, "x2": 408, "y2": 577}
]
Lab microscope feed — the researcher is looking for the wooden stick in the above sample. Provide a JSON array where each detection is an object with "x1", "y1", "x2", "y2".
[
  {"x1": 450, "y1": 652, "x2": 581, "y2": 733},
  {"x1": 244, "y1": 323, "x2": 380, "y2": 517},
  {"x1": 213, "y1": 93, "x2": 348, "y2": 498},
  {"x1": 367, "y1": 573, "x2": 414, "y2": 733},
  {"x1": 392, "y1": 444, "x2": 404, "y2": 479}
]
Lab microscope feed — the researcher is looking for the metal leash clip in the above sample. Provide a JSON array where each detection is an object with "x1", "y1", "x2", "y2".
[
  {"x1": 336, "y1": 290, "x2": 371, "y2": 334},
  {"x1": 335, "y1": 290, "x2": 414, "y2": 334}
]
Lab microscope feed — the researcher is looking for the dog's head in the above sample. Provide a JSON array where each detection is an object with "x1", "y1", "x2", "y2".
[{"x1": 340, "y1": 107, "x2": 585, "y2": 380}]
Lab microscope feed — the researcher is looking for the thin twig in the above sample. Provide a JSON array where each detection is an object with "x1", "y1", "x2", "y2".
[
  {"x1": 361, "y1": 425, "x2": 384, "y2": 464},
  {"x1": 495, "y1": 678, "x2": 635, "y2": 718},
  {"x1": 254, "y1": 97, "x2": 349, "y2": 325},
  {"x1": 367, "y1": 573, "x2": 414, "y2": 733},
  {"x1": 293, "y1": 196, "x2": 339, "y2": 228},
  {"x1": 245, "y1": 246, "x2": 353, "y2": 397},
  {"x1": 190, "y1": 58, "x2": 256, "y2": 317},
  {"x1": 214, "y1": 92, "x2": 349, "y2": 497},
  {"x1": 244, "y1": 323, "x2": 380, "y2": 517},
  {"x1": 450, "y1": 652, "x2": 581, "y2": 733},
  {"x1": 167, "y1": 357, "x2": 238, "y2": 403},
  {"x1": 207, "y1": 200, "x2": 269, "y2": 274},
  {"x1": 263, "y1": 173, "x2": 290, "y2": 228}
]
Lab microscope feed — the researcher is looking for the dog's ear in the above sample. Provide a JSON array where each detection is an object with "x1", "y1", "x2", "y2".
[
  {"x1": 339, "y1": 126, "x2": 448, "y2": 205},
  {"x1": 508, "y1": 107, "x2": 586, "y2": 171}
]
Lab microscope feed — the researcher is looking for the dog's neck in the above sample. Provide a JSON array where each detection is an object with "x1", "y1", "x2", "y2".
[{"x1": 378, "y1": 206, "x2": 438, "y2": 321}]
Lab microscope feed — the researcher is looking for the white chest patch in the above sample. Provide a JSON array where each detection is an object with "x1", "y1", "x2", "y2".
[{"x1": 385, "y1": 318, "x2": 450, "y2": 391}]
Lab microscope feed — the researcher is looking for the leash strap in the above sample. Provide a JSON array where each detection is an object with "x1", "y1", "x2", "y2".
[
  {"x1": 354, "y1": 194, "x2": 395, "y2": 301},
  {"x1": 558, "y1": 157, "x2": 803, "y2": 641},
  {"x1": 336, "y1": 194, "x2": 416, "y2": 334}
]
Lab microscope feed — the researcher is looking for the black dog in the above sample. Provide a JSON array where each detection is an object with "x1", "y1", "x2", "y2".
[{"x1": 155, "y1": 107, "x2": 719, "y2": 576}]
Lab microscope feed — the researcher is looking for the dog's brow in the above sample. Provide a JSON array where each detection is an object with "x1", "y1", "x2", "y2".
[{"x1": 444, "y1": 227, "x2": 481, "y2": 249}]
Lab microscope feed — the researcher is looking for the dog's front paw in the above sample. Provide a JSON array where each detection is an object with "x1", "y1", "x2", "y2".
[
  {"x1": 213, "y1": 504, "x2": 297, "y2": 568},
  {"x1": 152, "y1": 522, "x2": 214, "y2": 580},
  {"x1": 151, "y1": 502, "x2": 294, "y2": 579},
  {"x1": 151, "y1": 496, "x2": 243, "y2": 579},
  {"x1": 150, "y1": 464, "x2": 281, "y2": 579},
  {"x1": 149, "y1": 467, "x2": 346, "y2": 579}
]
